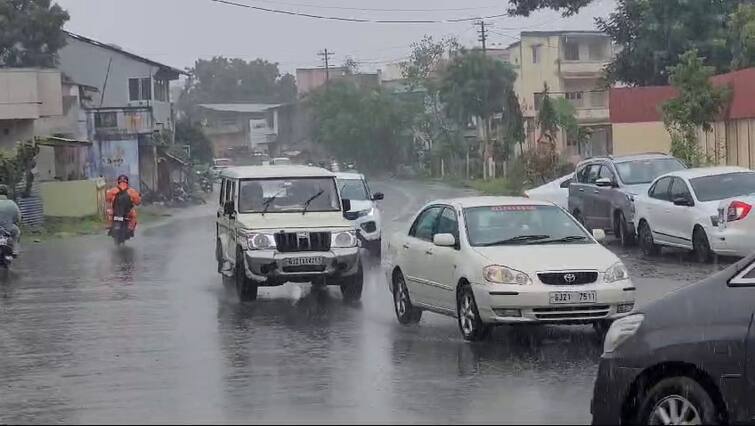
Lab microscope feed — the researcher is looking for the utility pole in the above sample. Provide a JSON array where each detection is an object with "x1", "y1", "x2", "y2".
[
  {"x1": 317, "y1": 49, "x2": 335, "y2": 82},
  {"x1": 476, "y1": 21, "x2": 490, "y2": 53}
]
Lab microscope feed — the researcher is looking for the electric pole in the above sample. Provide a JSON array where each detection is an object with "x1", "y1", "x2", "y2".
[
  {"x1": 317, "y1": 49, "x2": 335, "y2": 82},
  {"x1": 476, "y1": 21, "x2": 490, "y2": 53}
]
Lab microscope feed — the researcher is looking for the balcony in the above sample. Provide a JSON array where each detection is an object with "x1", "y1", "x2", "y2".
[
  {"x1": 559, "y1": 60, "x2": 609, "y2": 78},
  {"x1": 0, "y1": 69, "x2": 62, "y2": 120},
  {"x1": 575, "y1": 107, "x2": 610, "y2": 123}
]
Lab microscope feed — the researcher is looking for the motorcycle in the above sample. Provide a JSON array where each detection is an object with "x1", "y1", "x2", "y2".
[
  {"x1": 0, "y1": 228, "x2": 15, "y2": 268},
  {"x1": 199, "y1": 175, "x2": 213, "y2": 193},
  {"x1": 109, "y1": 192, "x2": 135, "y2": 246}
]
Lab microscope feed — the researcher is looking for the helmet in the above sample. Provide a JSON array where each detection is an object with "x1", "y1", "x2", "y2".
[
  {"x1": 117, "y1": 174, "x2": 129, "y2": 184},
  {"x1": 0, "y1": 184, "x2": 8, "y2": 196}
]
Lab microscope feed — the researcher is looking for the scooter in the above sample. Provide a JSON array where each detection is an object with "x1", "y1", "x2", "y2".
[
  {"x1": 109, "y1": 214, "x2": 132, "y2": 246},
  {"x1": 0, "y1": 228, "x2": 15, "y2": 268}
]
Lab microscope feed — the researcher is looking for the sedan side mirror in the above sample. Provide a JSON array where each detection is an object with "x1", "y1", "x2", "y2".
[
  {"x1": 673, "y1": 197, "x2": 694, "y2": 207},
  {"x1": 433, "y1": 233, "x2": 456, "y2": 247},
  {"x1": 371, "y1": 192, "x2": 385, "y2": 201},
  {"x1": 595, "y1": 177, "x2": 617, "y2": 188},
  {"x1": 341, "y1": 198, "x2": 351, "y2": 212},
  {"x1": 592, "y1": 229, "x2": 606, "y2": 243}
]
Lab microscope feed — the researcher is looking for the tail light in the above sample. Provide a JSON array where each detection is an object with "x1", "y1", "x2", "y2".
[{"x1": 727, "y1": 200, "x2": 752, "y2": 222}]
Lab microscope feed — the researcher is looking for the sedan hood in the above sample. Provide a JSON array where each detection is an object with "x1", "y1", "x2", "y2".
[
  {"x1": 236, "y1": 212, "x2": 352, "y2": 231},
  {"x1": 471, "y1": 243, "x2": 619, "y2": 272}
]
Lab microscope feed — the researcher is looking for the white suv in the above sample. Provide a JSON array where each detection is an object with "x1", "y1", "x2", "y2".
[
  {"x1": 384, "y1": 197, "x2": 636, "y2": 341},
  {"x1": 336, "y1": 172, "x2": 384, "y2": 256}
]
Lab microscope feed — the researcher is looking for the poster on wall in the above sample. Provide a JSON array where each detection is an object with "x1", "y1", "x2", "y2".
[{"x1": 99, "y1": 139, "x2": 140, "y2": 191}]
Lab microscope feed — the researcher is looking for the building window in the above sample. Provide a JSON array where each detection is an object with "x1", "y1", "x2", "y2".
[
  {"x1": 589, "y1": 91, "x2": 607, "y2": 107},
  {"x1": 564, "y1": 41, "x2": 580, "y2": 61},
  {"x1": 95, "y1": 112, "x2": 118, "y2": 129},
  {"x1": 566, "y1": 91, "x2": 584, "y2": 108},
  {"x1": 154, "y1": 79, "x2": 169, "y2": 102},
  {"x1": 128, "y1": 77, "x2": 152, "y2": 101},
  {"x1": 588, "y1": 42, "x2": 607, "y2": 60},
  {"x1": 534, "y1": 92, "x2": 544, "y2": 111},
  {"x1": 531, "y1": 45, "x2": 540, "y2": 64}
]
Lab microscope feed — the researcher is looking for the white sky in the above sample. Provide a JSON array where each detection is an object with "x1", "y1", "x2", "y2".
[{"x1": 55, "y1": 0, "x2": 616, "y2": 75}]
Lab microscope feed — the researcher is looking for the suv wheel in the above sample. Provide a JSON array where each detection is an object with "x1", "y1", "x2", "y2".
[
  {"x1": 457, "y1": 283, "x2": 491, "y2": 341},
  {"x1": 637, "y1": 377, "x2": 718, "y2": 425},
  {"x1": 693, "y1": 227, "x2": 714, "y2": 263},
  {"x1": 616, "y1": 212, "x2": 635, "y2": 247},
  {"x1": 235, "y1": 248, "x2": 258, "y2": 302},
  {"x1": 639, "y1": 221, "x2": 660, "y2": 257},
  {"x1": 216, "y1": 238, "x2": 224, "y2": 274},
  {"x1": 393, "y1": 270, "x2": 422, "y2": 324},
  {"x1": 340, "y1": 263, "x2": 364, "y2": 302}
]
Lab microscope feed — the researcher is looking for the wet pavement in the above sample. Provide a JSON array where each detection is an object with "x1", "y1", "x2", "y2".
[{"x1": 0, "y1": 179, "x2": 734, "y2": 424}]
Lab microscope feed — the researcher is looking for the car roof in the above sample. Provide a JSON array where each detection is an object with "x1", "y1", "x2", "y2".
[
  {"x1": 659, "y1": 166, "x2": 753, "y2": 180},
  {"x1": 577, "y1": 152, "x2": 677, "y2": 166},
  {"x1": 335, "y1": 172, "x2": 364, "y2": 180},
  {"x1": 429, "y1": 196, "x2": 555, "y2": 208},
  {"x1": 220, "y1": 165, "x2": 335, "y2": 179}
]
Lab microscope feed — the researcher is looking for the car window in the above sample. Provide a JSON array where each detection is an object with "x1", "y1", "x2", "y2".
[
  {"x1": 614, "y1": 158, "x2": 686, "y2": 185},
  {"x1": 576, "y1": 166, "x2": 589, "y2": 183},
  {"x1": 338, "y1": 179, "x2": 369, "y2": 201},
  {"x1": 410, "y1": 207, "x2": 443, "y2": 241},
  {"x1": 598, "y1": 165, "x2": 614, "y2": 181},
  {"x1": 745, "y1": 266, "x2": 755, "y2": 279},
  {"x1": 559, "y1": 177, "x2": 573, "y2": 188},
  {"x1": 689, "y1": 172, "x2": 755, "y2": 202},
  {"x1": 650, "y1": 177, "x2": 672, "y2": 201},
  {"x1": 436, "y1": 207, "x2": 459, "y2": 240},
  {"x1": 586, "y1": 164, "x2": 601, "y2": 184},
  {"x1": 224, "y1": 179, "x2": 234, "y2": 205},
  {"x1": 219, "y1": 179, "x2": 226, "y2": 205},
  {"x1": 670, "y1": 178, "x2": 692, "y2": 200},
  {"x1": 464, "y1": 205, "x2": 591, "y2": 246}
]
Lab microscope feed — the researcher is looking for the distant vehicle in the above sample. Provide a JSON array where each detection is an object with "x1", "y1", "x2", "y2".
[
  {"x1": 569, "y1": 153, "x2": 686, "y2": 247},
  {"x1": 384, "y1": 196, "x2": 635, "y2": 341},
  {"x1": 211, "y1": 158, "x2": 233, "y2": 177},
  {"x1": 634, "y1": 166, "x2": 755, "y2": 262},
  {"x1": 591, "y1": 254, "x2": 755, "y2": 425},
  {"x1": 336, "y1": 172, "x2": 384, "y2": 257},
  {"x1": 524, "y1": 173, "x2": 573, "y2": 210},
  {"x1": 270, "y1": 157, "x2": 292, "y2": 166}
]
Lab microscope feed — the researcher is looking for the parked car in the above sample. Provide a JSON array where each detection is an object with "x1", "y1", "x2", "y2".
[
  {"x1": 336, "y1": 172, "x2": 384, "y2": 257},
  {"x1": 210, "y1": 158, "x2": 233, "y2": 178},
  {"x1": 215, "y1": 165, "x2": 363, "y2": 302},
  {"x1": 634, "y1": 166, "x2": 755, "y2": 262},
  {"x1": 270, "y1": 157, "x2": 292, "y2": 166},
  {"x1": 524, "y1": 173, "x2": 574, "y2": 210},
  {"x1": 591, "y1": 254, "x2": 755, "y2": 425},
  {"x1": 383, "y1": 197, "x2": 636, "y2": 341},
  {"x1": 569, "y1": 153, "x2": 686, "y2": 247}
]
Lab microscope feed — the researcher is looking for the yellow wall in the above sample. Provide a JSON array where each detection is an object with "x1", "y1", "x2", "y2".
[
  {"x1": 612, "y1": 122, "x2": 672, "y2": 156},
  {"x1": 40, "y1": 179, "x2": 106, "y2": 218}
]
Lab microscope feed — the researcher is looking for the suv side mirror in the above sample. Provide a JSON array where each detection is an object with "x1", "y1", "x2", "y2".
[
  {"x1": 433, "y1": 233, "x2": 456, "y2": 247},
  {"x1": 371, "y1": 192, "x2": 385, "y2": 201},
  {"x1": 341, "y1": 198, "x2": 351, "y2": 212},
  {"x1": 673, "y1": 197, "x2": 694, "y2": 207},
  {"x1": 224, "y1": 200, "x2": 235, "y2": 216},
  {"x1": 595, "y1": 177, "x2": 616, "y2": 188}
]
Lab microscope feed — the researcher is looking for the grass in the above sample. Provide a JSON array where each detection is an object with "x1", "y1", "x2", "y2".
[{"x1": 465, "y1": 178, "x2": 524, "y2": 196}]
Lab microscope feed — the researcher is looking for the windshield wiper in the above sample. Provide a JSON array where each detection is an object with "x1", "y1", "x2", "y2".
[
  {"x1": 479, "y1": 234, "x2": 550, "y2": 246},
  {"x1": 302, "y1": 189, "x2": 325, "y2": 215},
  {"x1": 528, "y1": 235, "x2": 588, "y2": 245},
  {"x1": 261, "y1": 188, "x2": 287, "y2": 215}
]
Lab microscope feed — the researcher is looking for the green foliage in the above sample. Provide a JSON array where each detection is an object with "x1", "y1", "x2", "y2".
[
  {"x1": 554, "y1": 98, "x2": 592, "y2": 150},
  {"x1": 507, "y1": 0, "x2": 593, "y2": 16},
  {"x1": 175, "y1": 119, "x2": 213, "y2": 163},
  {"x1": 536, "y1": 84, "x2": 559, "y2": 143},
  {"x1": 0, "y1": 141, "x2": 39, "y2": 199},
  {"x1": 662, "y1": 50, "x2": 730, "y2": 167},
  {"x1": 502, "y1": 91, "x2": 525, "y2": 154},
  {"x1": 729, "y1": 4, "x2": 755, "y2": 70},
  {"x1": 402, "y1": 35, "x2": 460, "y2": 91},
  {"x1": 309, "y1": 81, "x2": 420, "y2": 172},
  {"x1": 0, "y1": 0, "x2": 69, "y2": 67}
]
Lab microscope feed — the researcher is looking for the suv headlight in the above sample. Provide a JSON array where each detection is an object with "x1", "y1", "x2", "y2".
[
  {"x1": 356, "y1": 208, "x2": 373, "y2": 218},
  {"x1": 247, "y1": 233, "x2": 276, "y2": 250},
  {"x1": 604, "y1": 314, "x2": 644, "y2": 353},
  {"x1": 604, "y1": 262, "x2": 629, "y2": 283},
  {"x1": 483, "y1": 265, "x2": 531, "y2": 285},
  {"x1": 331, "y1": 230, "x2": 357, "y2": 248}
]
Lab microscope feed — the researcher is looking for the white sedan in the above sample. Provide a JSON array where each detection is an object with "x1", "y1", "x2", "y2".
[
  {"x1": 524, "y1": 173, "x2": 573, "y2": 209},
  {"x1": 634, "y1": 166, "x2": 755, "y2": 261},
  {"x1": 383, "y1": 197, "x2": 636, "y2": 341}
]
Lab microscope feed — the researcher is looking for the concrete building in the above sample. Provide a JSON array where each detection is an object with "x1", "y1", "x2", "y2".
[
  {"x1": 504, "y1": 31, "x2": 614, "y2": 159},
  {"x1": 295, "y1": 67, "x2": 381, "y2": 97},
  {"x1": 198, "y1": 103, "x2": 283, "y2": 160},
  {"x1": 0, "y1": 69, "x2": 64, "y2": 149}
]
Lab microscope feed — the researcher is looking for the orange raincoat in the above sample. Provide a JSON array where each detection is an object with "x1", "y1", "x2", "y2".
[{"x1": 106, "y1": 184, "x2": 142, "y2": 231}]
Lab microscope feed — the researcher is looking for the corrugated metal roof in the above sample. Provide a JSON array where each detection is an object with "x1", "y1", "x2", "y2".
[
  {"x1": 711, "y1": 68, "x2": 755, "y2": 120},
  {"x1": 610, "y1": 86, "x2": 678, "y2": 123},
  {"x1": 198, "y1": 103, "x2": 283, "y2": 113}
]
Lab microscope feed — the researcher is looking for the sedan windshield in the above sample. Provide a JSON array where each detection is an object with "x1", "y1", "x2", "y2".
[
  {"x1": 238, "y1": 177, "x2": 340, "y2": 213},
  {"x1": 690, "y1": 172, "x2": 755, "y2": 202},
  {"x1": 338, "y1": 179, "x2": 369, "y2": 201},
  {"x1": 615, "y1": 158, "x2": 685, "y2": 185},
  {"x1": 464, "y1": 205, "x2": 592, "y2": 246}
]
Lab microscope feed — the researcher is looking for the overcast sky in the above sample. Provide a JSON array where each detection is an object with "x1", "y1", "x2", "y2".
[{"x1": 55, "y1": 0, "x2": 616, "y2": 75}]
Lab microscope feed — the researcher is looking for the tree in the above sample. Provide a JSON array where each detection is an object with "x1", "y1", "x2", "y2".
[
  {"x1": 554, "y1": 97, "x2": 592, "y2": 154},
  {"x1": 507, "y1": 0, "x2": 593, "y2": 16},
  {"x1": 0, "y1": 0, "x2": 69, "y2": 67},
  {"x1": 402, "y1": 35, "x2": 460, "y2": 91},
  {"x1": 729, "y1": 3, "x2": 755, "y2": 70},
  {"x1": 178, "y1": 57, "x2": 297, "y2": 118},
  {"x1": 662, "y1": 50, "x2": 730, "y2": 167},
  {"x1": 439, "y1": 50, "x2": 517, "y2": 179},
  {"x1": 502, "y1": 91, "x2": 526, "y2": 156},
  {"x1": 342, "y1": 56, "x2": 359, "y2": 75},
  {"x1": 175, "y1": 119, "x2": 213, "y2": 163},
  {"x1": 597, "y1": 0, "x2": 735, "y2": 86}
]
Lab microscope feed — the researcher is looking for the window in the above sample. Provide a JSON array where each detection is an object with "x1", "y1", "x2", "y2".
[
  {"x1": 237, "y1": 178, "x2": 340, "y2": 213},
  {"x1": 566, "y1": 91, "x2": 584, "y2": 108},
  {"x1": 588, "y1": 41, "x2": 606, "y2": 60},
  {"x1": 338, "y1": 179, "x2": 369, "y2": 201},
  {"x1": 670, "y1": 178, "x2": 692, "y2": 201},
  {"x1": 559, "y1": 177, "x2": 573, "y2": 189},
  {"x1": 614, "y1": 158, "x2": 686, "y2": 185},
  {"x1": 154, "y1": 79, "x2": 169, "y2": 102},
  {"x1": 94, "y1": 112, "x2": 118, "y2": 128},
  {"x1": 223, "y1": 179, "x2": 235, "y2": 208},
  {"x1": 586, "y1": 164, "x2": 602, "y2": 184},
  {"x1": 689, "y1": 172, "x2": 755, "y2": 202},
  {"x1": 410, "y1": 207, "x2": 443, "y2": 241},
  {"x1": 531, "y1": 45, "x2": 540, "y2": 64},
  {"x1": 128, "y1": 77, "x2": 152, "y2": 101},
  {"x1": 745, "y1": 266, "x2": 755, "y2": 279},
  {"x1": 219, "y1": 179, "x2": 226, "y2": 205},
  {"x1": 730, "y1": 262, "x2": 755, "y2": 286},
  {"x1": 564, "y1": 41, "x2": 580, "y2": 60},
  {"x1": 598, "y1": 165, "x2": 615, "y2": 181},
  {"x1": 590, "y1": 91, "x2": 607, "y2": 108},
  {"x1": 576, "y1": 165, "x2": 590, "y2": 183},
  {"x1": 436, "y1": 208, "x2": 459, "y2": 241},
  {"x1": 650, "y1": 177, "x2": 672, "y2": 201}
]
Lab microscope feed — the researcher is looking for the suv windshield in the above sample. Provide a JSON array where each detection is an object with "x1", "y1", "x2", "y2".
[
  {"x1": 338, "y1": 179, "x2": 369, "y2": 201},
  {"x1": 464, "y1": 205, "x2": 591, "y2": 246},
  {"x1": 238, "y1": 177, "x2": 340, "y2": 213},
  {"x1": 615, "y1": 158, "x2": 685, "y2": 185},
  {"x1": 690, "y1": 172, "x2": 755, "y2": 202}
]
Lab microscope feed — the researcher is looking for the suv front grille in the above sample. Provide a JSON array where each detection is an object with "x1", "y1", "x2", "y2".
[
  {"x1": 538, "y1": 271, "x2": 598, "y2": 285},
  {"x1": 274, "y1": 232, "x2": 331, "y2": 252}
]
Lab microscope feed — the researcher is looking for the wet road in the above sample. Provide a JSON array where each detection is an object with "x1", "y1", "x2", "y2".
[{"x1": 0, "y1": 179, "x2": 732, "y2": 424}]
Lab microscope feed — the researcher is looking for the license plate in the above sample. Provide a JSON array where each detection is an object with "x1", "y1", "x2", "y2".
[
  {"x1": 283, "y1": 257, "x2": 323, "y2": 267},
  {"x1": 549, "y1": 291, "x2": 597, "y2": 304},
  {"x1": 0, "y1": 237, "x2": 8, "y2": 245},
  {"x1": 114, "y1": 216, "x2": 125, "y2": 222}
]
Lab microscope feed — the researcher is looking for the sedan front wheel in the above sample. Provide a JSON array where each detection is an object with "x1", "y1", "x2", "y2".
[{"x1": 457, "y1": 283, "x2": 491, "y2": 341}]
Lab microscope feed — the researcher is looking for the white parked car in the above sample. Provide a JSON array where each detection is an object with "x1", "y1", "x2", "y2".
[
  {"x1": 384, "y1": 197, "x2": 636, "y2": 341},
  {"x1": 524, "y1": 173, "x2": 573, "y2": 209},
  {"x1": 336, "y1": 172, "x2": 384, "y2": 256},
  {"x1": 634, "y1": 166, "x2": 755, "y2": 262}
]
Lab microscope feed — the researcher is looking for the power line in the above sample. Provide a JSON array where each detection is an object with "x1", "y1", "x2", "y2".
[
  {"x1": 317, "y1": 48, "x2": 335, "y2": 81},
  {"x1": 243, "y1": 0, "x2": 501, "y2": 13}
]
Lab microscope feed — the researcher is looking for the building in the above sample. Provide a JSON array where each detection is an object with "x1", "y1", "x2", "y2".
[
  {"x1": 503, "y1": 31, "x2": 614, "y2": 159},
  {"x1": 198, "y1": 103, "x2": 283, "y2": 160},
  {"x1": 0, "y1": 69, "x2": 63, "y2": 149},
  {"x1": 56, "y1": 31, "x2": 185, "y2": 191},
  {"x1": 295, "y1": 67, "x2": 381, "y2": 97},
  {"x1": 610, "y1": 67, "x2": 755, "y2": 168}
]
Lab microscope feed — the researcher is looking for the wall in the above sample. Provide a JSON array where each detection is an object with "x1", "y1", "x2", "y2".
[
  {"x1": 0, "y1": 119, "x2": 34, "y2": 150},
  {"x1": 0, "y1": 69, "x2": 62, "y2": 120},
  {"x1": 40, "y1": 179, "x2": 105, "y2": 217},
  {"x1": 517, "y1": 35, "x2": 563, "y2": 118},
  {"x1": 34, "y1": 83, "x2": 88, "y2": 140},
  {"x1": 612, "y1": 121, "x2": 672, "y2": 156},
  {"x1": 99, "y1": 138, "x2": 140, "y2": 190}
]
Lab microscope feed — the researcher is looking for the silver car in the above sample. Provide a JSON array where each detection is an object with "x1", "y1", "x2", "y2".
[{"x1": 568, "y1": 153, "x2": 686, "y2": 247}]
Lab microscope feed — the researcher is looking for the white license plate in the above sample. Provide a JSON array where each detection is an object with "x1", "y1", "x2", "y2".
[
  {"x1": 549, "y1": 291, "x2": 597, "y2": 304},
  {"x1": 0, "y1": 237, "x2": 8, "y2": 245},
  {"x1": 283, "y1": 257, "x2": 323, "y2": 267},
  {"x1": 113, "y1": 216, "x2": 125, "y2": 222}
]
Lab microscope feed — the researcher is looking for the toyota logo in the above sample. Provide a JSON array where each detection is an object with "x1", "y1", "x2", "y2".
[{"x1": 563, "y1": 273, "x2": 577, "y2": 283}]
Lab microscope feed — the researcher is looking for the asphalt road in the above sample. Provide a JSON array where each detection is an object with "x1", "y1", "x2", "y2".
[{"x1": 0, "y1": 179, "x2": 733, "y2": 424}]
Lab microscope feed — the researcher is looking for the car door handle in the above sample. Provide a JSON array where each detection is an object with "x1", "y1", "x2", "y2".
[
  {"x1": 578, "y1": 188, "x2": 584, "y2": 192},
  {"x1": 425, "y1": 250, "x2": 433, "y2": 255},
  {"x1": 593, "y1": 190, "x2": 600, "y2": 194}
]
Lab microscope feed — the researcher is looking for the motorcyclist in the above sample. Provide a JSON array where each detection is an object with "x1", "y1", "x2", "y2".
[
  {"x1": 0, "y1": 184, "x2": 21, "y2": 256},
  {"x1": 106, "y1": 175, "x2": 142, "y2": 236}
]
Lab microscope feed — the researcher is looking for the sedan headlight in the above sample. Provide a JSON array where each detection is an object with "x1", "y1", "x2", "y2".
[
  {"x1": 604, "y1": 262, "x2": 629, "y2": 283},
  {"x1": 331, "y1": 230, "x2": 358, "y2": 248},
  {"x1": 604, "y1": 314, "x2": 644, "y2": 353},
  {"x1": 483, "y1": 265, "x2": 531, "y2": 285},
  {"x1": 247, "y1": 233, "x2": 276, "y2": 250}
]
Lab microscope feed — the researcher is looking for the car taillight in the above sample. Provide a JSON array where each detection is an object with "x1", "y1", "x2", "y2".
[{"x1": 727, "y1": 200, "x2": 752, "y2": 222}]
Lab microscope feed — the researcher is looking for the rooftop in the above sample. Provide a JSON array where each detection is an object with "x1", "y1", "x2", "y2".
[
  {"x1": 220, "y1": 165, "x2": 335, "y2": 179},
  {"x1": 199, "y1": 103, "x2": 284, "y2": 113},
  {"x1": 521, "y1": 30, "x2": 608, "y2": 37},
  {"x1": 429, "y1": 196, "x2": 554, "y2": 208},
  {"x1": 663, "y1": 166, "x2": 753, "y2": 180}
]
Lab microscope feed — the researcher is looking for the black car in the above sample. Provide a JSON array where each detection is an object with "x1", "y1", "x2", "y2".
[{"x1": 591, "y1": 254, "x2": 755, "y2": 425}]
